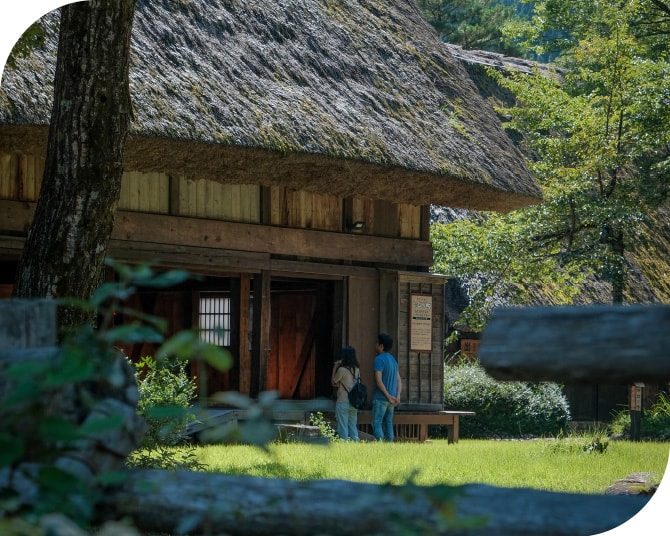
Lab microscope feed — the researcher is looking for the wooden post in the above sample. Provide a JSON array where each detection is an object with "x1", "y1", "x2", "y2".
[
  {"x1": 630, "y1": 383, "x2": 644, "y2": 441},
  {"x1": 251, "y1": 270, "x2": 271, "y2": 397},
  {"x1": 236, "y1": 274, "x2": 252, "y2": 395}
]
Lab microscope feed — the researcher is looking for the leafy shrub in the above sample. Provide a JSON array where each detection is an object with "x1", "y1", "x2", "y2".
[
  {"x1": 127, "y1": 354, "x2": 204, "y2": 471},
  {"x1": 309, "y1": 411, "x2": 338, "y2": 442},
  {"x1": 582, "y1": 436, "x2": 609, "y2": 453},
  {"x1": 546, "y1": 426, "x2": 610, "y2": 455},
  {"x1": 133, "y1": 354, "x2": 197, "y2": 447},
  {"x1": 434, "y1": 359, "x2": 570, "y2": 438},
  {"x1": 609, "y1": 392, "x2": 670, "y2": 440}
]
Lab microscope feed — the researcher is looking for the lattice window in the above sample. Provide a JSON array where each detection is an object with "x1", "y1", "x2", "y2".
[{"x1": 199, "y1": 293, "x2": 231, "y2": 347}]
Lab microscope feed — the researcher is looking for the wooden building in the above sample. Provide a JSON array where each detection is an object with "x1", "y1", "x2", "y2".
[{"x1": 0, "y1": 1, "x2": 541, "y2": 413}]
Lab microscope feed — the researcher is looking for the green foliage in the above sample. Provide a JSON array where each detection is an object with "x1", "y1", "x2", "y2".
[
  {"x1": 308, "y1": 411, "x2": 338, "y2": 441},
  {"x1": 610, "y1": 392, "x2": 670, "y2": 440},
  {"x1": 133, "y1": 355, "x2": 197, "y2": 447},
  {"x1": 126, "y1": 445, "x2": 206, "y2": 472},
  {"x1": 431, "y1": 213, "x2": 586, "y2": 330},
  {"x1": 609, "y1": 406, "x2": 632, "y2": 437},
  {"x1": 547, "y1": 425, "x2": 611, "y2": 454},
  {"x1": 496, "y1": 0, "x2": 670, "y2": 301},
  {"x1": 418, "y1": 0, "x2": 526, "y2": 55},
  {"x1": 581, "y1": 436, "x2": 609, "y2": 454},
  {"x1": 431, "y1": 0, "x2": 670, "y2": 327},
  {"x1": 0, "y1": 260, "x2": 228, "y2": 531},
  {"x1": 436, "y1": 359, "x2": 570, "y2": 438},
  {"x1": 6, "y1": 22, "x2": 47, "y2": 69}
]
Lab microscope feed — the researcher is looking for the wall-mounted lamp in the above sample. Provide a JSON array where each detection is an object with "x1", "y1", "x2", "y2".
[{"x1": 347, "y1": 221, "x2": 366, "y2": 232}]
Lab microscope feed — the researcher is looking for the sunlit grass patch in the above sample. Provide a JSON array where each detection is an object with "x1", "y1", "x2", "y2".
[{"x1": 190, "y1": 438, "x2": 669, "y2": 495}]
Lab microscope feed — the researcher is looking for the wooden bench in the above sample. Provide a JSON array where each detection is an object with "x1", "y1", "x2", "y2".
[{"x1": 356, "y1": 410, "x2": 475, "y2": 443}]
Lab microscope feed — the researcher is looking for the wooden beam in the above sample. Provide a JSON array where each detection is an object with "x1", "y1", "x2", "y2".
[
  {"x1": 268, "y1": 259, "x2": 375, "y2": 278},
  {"x1": 112, "y1": 209, "x2": 433, "y2": 266},
  {"x1": 0, "y1": 200, "x2": 432, "y2": 266},
  {"x1": 379, "y1": 269, "x2": 399, "y2": 346},
  {"x1": 107, "y1": 240, "x2": 270, "y2": 273},
  {"x1": 111, "y1": 468, "x2": 650, "y2": 536},
  {"x1": 479, "y1": 305, "x2": 670, "y2": 383}
]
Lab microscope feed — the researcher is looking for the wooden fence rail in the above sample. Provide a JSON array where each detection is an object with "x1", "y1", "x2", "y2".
[
  {"x1": 478, "y1": 304, "x2": 670, "y2": 384},
  {"x1": 1, "y1": 300, "x2": 667, "y2": 535}
]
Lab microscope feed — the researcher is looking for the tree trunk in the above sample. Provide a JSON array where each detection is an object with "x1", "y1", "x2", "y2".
[
  {"x1": 600, "y1": 224, "x2": 626, "y2": 304},
  {"x1": 610, "y1": 227, "x2": 626, "y2": 304},
  {"x1": 12, "y1": 0, "x2": 137, "y2": 330}
]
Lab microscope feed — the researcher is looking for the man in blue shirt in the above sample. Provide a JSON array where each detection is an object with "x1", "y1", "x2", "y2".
[{"x1": 372, "y1": 333, "x2": 402, "y2": 441}]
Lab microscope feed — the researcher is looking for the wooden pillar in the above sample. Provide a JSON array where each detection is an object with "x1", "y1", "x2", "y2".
[
  {"x1": 232, "y1": 274, "x2": 252, "y2": 395},
  {"x1": 251, "y1": 270, "x2": 271, "y2": 397},
  {"x1": 419, "y1": 205, "x2": 431, "y2": 241},
  {"x1": 378, "y1": 269, "x2": 399, "y2": 350}
]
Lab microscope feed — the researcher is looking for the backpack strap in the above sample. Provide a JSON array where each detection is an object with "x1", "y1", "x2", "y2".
[{"x1": 340, "y1": 367, "x2": 358, "y2": 392}]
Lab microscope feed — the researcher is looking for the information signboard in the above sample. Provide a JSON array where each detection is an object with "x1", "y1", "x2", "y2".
[{"x1": 410, "y1": 294, "x2": 432, "y2": 352}]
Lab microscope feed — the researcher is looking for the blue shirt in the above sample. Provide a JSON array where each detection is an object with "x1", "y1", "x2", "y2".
[{"x1": 373, "y1": 352, "x2": 398, "y2": 401}]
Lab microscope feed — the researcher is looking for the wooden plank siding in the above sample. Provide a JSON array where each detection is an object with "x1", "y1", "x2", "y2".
[
  {"x1": 119, "y1": 171, "x2": 170, "y2": 213},
  {"x1": 172, "y1": 176, "x2": 260, "y2": 223},
  {"x1": 271, "y1": 187, "x2": 342, "y2": 231},
  {"x1": 346, "y1": 198, "x2": 422, "y2": 239},
  {"x1": 396, "y1": 273, "x2": 446, "y2": 410},
  {"x1": 0, "y1": 153, "x2": 44, "y2": 201},
  {"x1": 1, "y1": 152, "x2": 423, "y2": 241},
  {"x1": 398, "y1": 203, "x2": 421, "y2": 239},
  {"x1": 346, "y1": 275, "x2": 380, "y2": 397}
]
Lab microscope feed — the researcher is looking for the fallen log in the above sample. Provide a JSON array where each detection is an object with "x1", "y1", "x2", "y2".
[
  {"x1": 478, "y1": 304, "x2": 670, "y2": 383},
  {"x1": 107, "y1": 468, "x2": 649, "y2": 536}
]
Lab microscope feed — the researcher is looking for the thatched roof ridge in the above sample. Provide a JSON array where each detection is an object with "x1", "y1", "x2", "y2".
[
  {"x1": 0, "y1": 0, "x2": 541, "y2": 211},
  {"x1": 445, "y1": 44, "x2": 564, "y2": 79}
]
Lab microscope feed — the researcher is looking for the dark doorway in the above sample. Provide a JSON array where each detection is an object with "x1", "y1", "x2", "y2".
[{"x1": 563, "y1": 384, "x2": 628, "y2": 422}]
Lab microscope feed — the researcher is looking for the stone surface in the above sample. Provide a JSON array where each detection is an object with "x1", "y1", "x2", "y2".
[
  {"x1": 605, "y1": 472, "x2": 658, "y2": 496},
  {"x1": 275, "y1": 423, "x2": 328, "y2": 443},
  {"x1": 0, "y1": 299, "x2": 56, "y2": 348}
]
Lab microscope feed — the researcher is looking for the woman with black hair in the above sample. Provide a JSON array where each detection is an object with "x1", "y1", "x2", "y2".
[{"x1": 331, "y1": 346, "x2": 361, "y2": 441}]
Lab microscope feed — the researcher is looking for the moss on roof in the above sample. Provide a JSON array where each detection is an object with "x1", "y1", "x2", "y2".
[{"x1": 0, "y1": 0, "x2": 541, "y2": 211}]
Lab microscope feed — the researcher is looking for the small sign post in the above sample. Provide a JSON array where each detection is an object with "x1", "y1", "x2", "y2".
[{"x1": 629, "y1": 383, "x2": 644, "y2": 441}]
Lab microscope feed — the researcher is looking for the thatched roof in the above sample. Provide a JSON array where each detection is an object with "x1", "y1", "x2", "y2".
[
  {"x1": 445, "y1": 44, "x2": 564, "y2": 78},
  {"x1": 0, "y1": 0, "x2": 541, "y2": 212}
]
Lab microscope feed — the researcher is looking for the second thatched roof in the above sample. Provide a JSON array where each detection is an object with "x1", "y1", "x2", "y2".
[{"x1": 0, "y1": 0, "x2": 541, "y2": 212}]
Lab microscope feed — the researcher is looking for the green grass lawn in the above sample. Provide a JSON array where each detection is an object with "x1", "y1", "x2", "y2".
[{"x1": 193, "y1": 438, "x2": 669, "y2": 495}]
